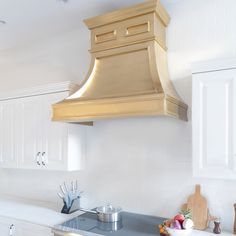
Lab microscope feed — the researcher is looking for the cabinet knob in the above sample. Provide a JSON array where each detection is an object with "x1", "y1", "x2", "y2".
[
  {"x1": 42, "y1": 152, "x2": 46, "y2": 166},
  {"x1": 36, "y1": 152, "x2": 41, "y2": 165},
  {"x1": 9, "y1": 224, "x2": 15, "y2": 236}
]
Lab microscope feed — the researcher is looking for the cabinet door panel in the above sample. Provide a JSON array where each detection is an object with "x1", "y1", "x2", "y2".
[
  {"x1": 0, "y1": 217, "x2": 13, "y2": 236},
  {"x1": 193, "y1": 69, "x2": 236, "y2": 179},
  {"x1": 15, "y1": 228, "x2": 51, "y2": 236},
  {"x1": 3, "y1": 217, "x2": 53, "y2": 236},
  {"x1": 234, "y1": 75, "x2": 236, "y2": 168},
  {"x1": 0, "y1": 100, "x2": 18, "y2": 168},
  {"x1": 0, "y1": 103, "x2": 3, "y2": 165},
  {"x1": 0, "y1": 222, "x2": 10, "y2": 236},
  {"x1": 0, "y1": 216, "x2": 53, "y2": 236},
  {"x1": 42, "y1": 92, "x2": 68, "y2": 170},
  {"x1": 0, "y1": 88, "x2": 84, "y2": 171},
  {"x1": 18, "y1": 96, "x2": 42, "y2": 169}
]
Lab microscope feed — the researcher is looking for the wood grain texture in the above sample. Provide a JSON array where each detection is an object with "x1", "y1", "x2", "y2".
[{"x1": 187, "y1": 185, "x2": 208, "y2": 230}]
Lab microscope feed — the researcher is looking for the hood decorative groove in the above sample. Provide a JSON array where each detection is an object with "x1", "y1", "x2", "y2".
[{"x1": 52, "y1": 0, "x2": 188, "y2": 123}]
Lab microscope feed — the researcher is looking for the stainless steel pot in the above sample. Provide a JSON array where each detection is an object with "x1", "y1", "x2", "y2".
[
  {"x1": 96, "y1": 204, "x2": 122, "y2": 222},
  {"x1": 80, "y1": 204, "x2": 122, "y2": 223}
]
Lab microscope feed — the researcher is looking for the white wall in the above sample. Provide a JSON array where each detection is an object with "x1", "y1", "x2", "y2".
[
  {"x1": 0, "y1": 27, "x2": 90, "y2": 91},
  {"x1": 0, "y1": 0, "x2": 236, "y2": 231}
]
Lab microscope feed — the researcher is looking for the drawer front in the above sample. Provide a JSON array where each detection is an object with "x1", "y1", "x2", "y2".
[{"x1": 53, "y1": 229, "x2": 102, "y2": 236}]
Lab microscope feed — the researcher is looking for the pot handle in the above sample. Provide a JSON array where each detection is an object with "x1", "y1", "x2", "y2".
[{"x1": 79, "y1": 207, "x2": 97, "y2": 214}]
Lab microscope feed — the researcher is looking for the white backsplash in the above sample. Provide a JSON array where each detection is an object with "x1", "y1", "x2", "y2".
[{"x1": 0, "y1": 0, "x2": 236, "y2": 231}]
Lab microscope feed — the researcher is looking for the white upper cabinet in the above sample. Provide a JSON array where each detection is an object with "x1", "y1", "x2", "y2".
[
  {"x1": 0, "y1": 82, "x2": 86, "y2": 171},
  {"x1": 18, "y1": 95, "x2": 42, "y2": 170},
  {"x1": 40, "y1": 92, "x2": 86, "y2": 171},
  {"x1": 0, "y1": 99, "x2": 20, "y2": 168},
  {"x1": 192, "y1": 59, "x2": 236, "y2": 179}
]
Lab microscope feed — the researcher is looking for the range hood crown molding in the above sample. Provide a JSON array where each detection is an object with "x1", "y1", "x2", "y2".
[{"x1": 52, "y1": 0, "x2": 188, "y2": 123}]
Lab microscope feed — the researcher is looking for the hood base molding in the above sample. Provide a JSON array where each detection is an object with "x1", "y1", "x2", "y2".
[
  {"x1": 53, "y1": 93, "x2": 187, "y2": 122},
  {"x1": 52, "y1": 0, "x2": 188, "y2": 123}
]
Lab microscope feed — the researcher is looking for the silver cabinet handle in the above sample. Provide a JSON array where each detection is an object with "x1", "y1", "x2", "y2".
[
  {"x1": 9, "y1": 224, "x2": 15, "y2": 236},
  {"x1": 36, "y1": 152, "x2": 41, "y2": 165},
  {"x1": 42, "y1": 152, "x2": 46, "y2": 166}
]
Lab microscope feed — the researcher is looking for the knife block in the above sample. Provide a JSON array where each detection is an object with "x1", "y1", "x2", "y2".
[{"x1": 61, "y1": 197, "x2": 80, "y2": 214}]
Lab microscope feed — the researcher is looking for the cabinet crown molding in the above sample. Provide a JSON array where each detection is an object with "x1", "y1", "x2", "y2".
[
  {"x1": 0, "y1": 81, "x2": 78, "y2": 101},
  {"x1": 192, "y1": 58, "x2": 236, "y2": 74}
]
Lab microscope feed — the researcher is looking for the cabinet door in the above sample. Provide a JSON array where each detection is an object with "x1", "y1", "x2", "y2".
[
  {"x1": 18, "y1": 96, "x2": 42, "y2": 169},
  {"x1": 0, "y1": 100, "x2": 18, "y2": 168},
  {"x1": 41, "y1": 92, "x2": 68, "y2": 170},
  {"x1": 192, "y1": 69, "x2": 236, "y2": 179},
  {"x1": 0, "y1": 103, "x2": 3, "y2": 165},
  {"x1": 15, "y1": 227, "x2": 52, "y2": 236},
  {"x1": 0, "y1": 221, "x2": 11, "y2": 236},
  {"x1": 12, "y1": 216, "x2": 53, "y2": 236},
  {"x1": 0, "y1": 217, "x2": 14, "y2": 236}
]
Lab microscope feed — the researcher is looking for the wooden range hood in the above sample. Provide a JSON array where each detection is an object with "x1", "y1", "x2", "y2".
[{"x1": 52, "y1": 0, "x2": 188, "y2": 123}]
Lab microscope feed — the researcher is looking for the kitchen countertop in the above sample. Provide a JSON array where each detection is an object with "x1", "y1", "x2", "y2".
[
  {"x1": 0, "y1": 195, "x2": 234, "y2": 236},
  {"x1": 0, "y1": 195, "x2": 83, "y2": 227}
]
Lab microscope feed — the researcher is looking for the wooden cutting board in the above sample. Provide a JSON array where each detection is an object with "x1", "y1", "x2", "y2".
[{"x1": 187, "y1": 185, "x2": 208, "y2": 230}]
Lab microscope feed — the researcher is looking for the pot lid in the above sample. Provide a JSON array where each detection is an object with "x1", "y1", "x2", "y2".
[{"x1": 97, "y1": 204, "x2": 122, "y2": 214}]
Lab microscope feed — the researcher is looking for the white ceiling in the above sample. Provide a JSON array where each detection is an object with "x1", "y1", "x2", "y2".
[{"x1": 0, "y1": 0, "x2": 180, "y2": 51}]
